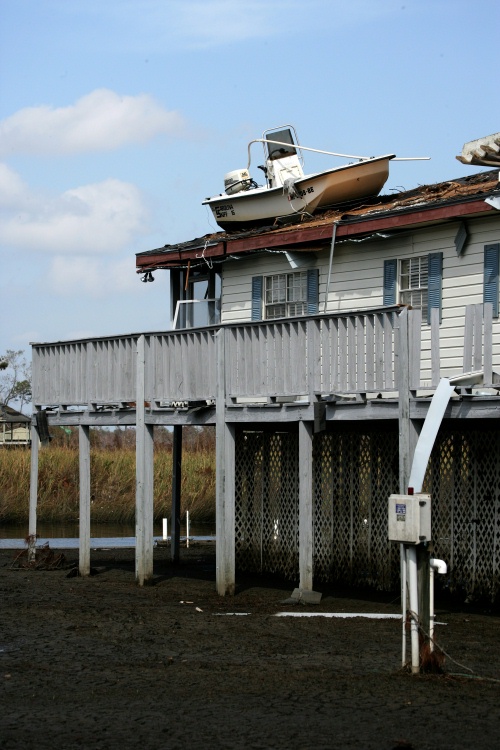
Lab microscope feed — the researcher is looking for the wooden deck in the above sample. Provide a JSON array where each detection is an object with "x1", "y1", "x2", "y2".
[{"x1": 28, "y1": 303, "x2": 500, "y2": 593}]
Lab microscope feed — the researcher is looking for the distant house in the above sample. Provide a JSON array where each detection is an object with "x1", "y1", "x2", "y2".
[
  {"x1": 29, "y1": 133, "x2": 500, "y2": 602},
  {"x1": 0, "y1": 405, "x2": 30, "y2": 446}
]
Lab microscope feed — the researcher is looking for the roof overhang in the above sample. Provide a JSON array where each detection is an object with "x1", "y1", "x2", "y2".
[{"x1": 136, "y1": 173, "x2": 499, "y2": 272}]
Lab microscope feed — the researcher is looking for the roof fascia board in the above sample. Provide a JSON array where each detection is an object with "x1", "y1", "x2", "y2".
[{"x1": 136, "y1": 196, "x2": 495, "y2": 269}]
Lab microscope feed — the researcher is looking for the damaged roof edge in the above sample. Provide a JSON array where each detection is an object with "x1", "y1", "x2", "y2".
[{"x1": 136, "y1": 169, "x2": 499, "y2": 271}]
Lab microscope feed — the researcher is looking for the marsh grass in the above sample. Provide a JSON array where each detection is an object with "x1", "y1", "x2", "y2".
[{"x1": 0, "y1": 446, "x2": 215, "y2": 525}]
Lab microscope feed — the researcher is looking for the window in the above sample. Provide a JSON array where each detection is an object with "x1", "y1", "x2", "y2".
[
  {"x1": 170, "y1": 267, "x2": 222, "y2": 329},
  {"x1": 265, "y1": 272, "x2": 307, "y2": 319},
  {"x1": 383, "y1": 253, "x2": 442, "y2": 324},
  {"x1": 251, "y1": 269, "x2": 318, "y2": 321},
  {"x1": 399, "y1": 256, "x2": 428, "y2": 312}
]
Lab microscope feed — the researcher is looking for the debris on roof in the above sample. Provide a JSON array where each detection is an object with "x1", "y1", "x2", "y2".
[
  {"x1": 136, "y1": 169, "x2": 500, "y2": 269},
  {"x1": 456, "y1": 132, "x2": 500, "y2": 168}
]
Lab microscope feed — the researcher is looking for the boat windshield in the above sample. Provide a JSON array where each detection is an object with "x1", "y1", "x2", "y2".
[{"x1": 265, "y1": 128, "x2": 297, "y2": 161}]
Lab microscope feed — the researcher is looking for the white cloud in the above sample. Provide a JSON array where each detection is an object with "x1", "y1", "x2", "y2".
[
  {"x1": 68, "y1": 0, "x2": 406, "y2": 48},
  {"x1": 171, "y1": 0, "x2": 283, "y2": 46},
  {"x1": 0, "y1": 89, "x2": 184, "y2": 157},
  {"x1": 49, "y1": 254, "x2": 139, "y2": 297},
  {"x1": 0, "y1": 165, "x2": 149, "y2": 254},
  {"x1": 145, "y1": 0, "x2": 405, "y2": 48}
]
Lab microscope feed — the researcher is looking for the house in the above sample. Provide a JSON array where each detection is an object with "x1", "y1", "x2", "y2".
[
  {"x1": 0, "y1": 404, "x2": 30, "y2": 447},
  {"x1": 29, "y1": 139, "x2": 500, "y2": 603}
]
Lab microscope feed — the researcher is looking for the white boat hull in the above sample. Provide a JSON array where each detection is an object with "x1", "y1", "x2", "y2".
[{"x1": 203, "y1": 155, "x2": 394, "y2": 231}]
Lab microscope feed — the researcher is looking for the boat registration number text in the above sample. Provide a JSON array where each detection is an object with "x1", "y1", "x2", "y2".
[
  {"x1": 298, "y1": 187, "x2": 314, "y2": 197},
  {"x1": 215, "y1": 203, "x2": 235, "y2": 218}
]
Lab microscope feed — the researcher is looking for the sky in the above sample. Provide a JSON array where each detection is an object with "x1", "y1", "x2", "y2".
[{"x1": 1, "y1": 0, "x2": 499, "y2": 360}]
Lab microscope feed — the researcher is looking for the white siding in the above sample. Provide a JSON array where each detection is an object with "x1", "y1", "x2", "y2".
[
  {"x1": 221, "y1": 251, "x2": 320, "y2": 323},
  {"x1": 220, "y1": 216, "x2": 500, "y2": 384}
]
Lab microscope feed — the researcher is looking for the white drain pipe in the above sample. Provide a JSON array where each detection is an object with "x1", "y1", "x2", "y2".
[
  {"x1": 429, "y1": 557, "x2": 447, "y2": 651},
  {"x1": 186, "y1": 510, "x2": 190, "y2": 548},
  {"x1": 162, "y1": 518, "x2": 168, "y2": 541},
  {"x1": 406, "y1": 545, "x2": 420, "y2": 673},
  {"x1": 404, "y1": 378, "x2": 455, "y2": 672},
  {"x1": 408, "y1": 378, "x2": 455, "y2": 494},
  {"x1": 401, "y1": 543, "x2": 407, "y2": 669}
]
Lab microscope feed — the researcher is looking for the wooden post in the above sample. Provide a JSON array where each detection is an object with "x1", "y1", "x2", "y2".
[
  {"x1": 216, "y1": 327, "x2": 235, "y2": 595},
  {"x1": 417, "y1": 544, "x2": 430, "y2": 646},
  {"x1": 397, "y1": 308, "x2": 422, "y2": 671},
  {"x1": 135, "y1": 335, "x2": 154, "y2": 585},
  {"x1": 397, "y1": 309, "x2": 420, "y2": 493},
  {"x1": 79, "y1": 425, "x2": 91, "y2": 577},
  {"x1": 430, "y1": 307, "x2": 440, "y2": 386},
  {"x1": 29, "y1": 421, "x2": 39, "y2": 561},
  {"x1": 171, "y1": 424, "x2": 182, "y2": 563},
  {"x1": 483, "y1": 302, "x2": 493, "y2": 385},
  {"x1": 298, "y1": 420, "x2": 314, "y2": 591}
]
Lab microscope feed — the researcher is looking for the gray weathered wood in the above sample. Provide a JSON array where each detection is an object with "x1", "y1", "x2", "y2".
[
  {"x1": 409, "y1": 308, "x2": 422, "y2": 390},
  {"x1": 135, "y1": 335, "x2": 154, "y2": 585},
  {"x1": 171, "y1": 424, "x2": 182, "y2": 563},
  {"x1": 29, "y1": 422, "x2": 39, "y2": 540},
  {"x1": 79, "y1": 424, "x2": 91, "y2": 577},
  {"x1": 383, "y1": 314, "x2": 394, "y2": 389},
  {"x1": 216, "y1": 328, "x2": 235, "y2": 595},
  {"x1": 473, "y1": 303, "x2": 483, "y2": 373},
  {"x1": 375, "y1": 314, "x2": 384, "y2": 390},
  {"x1": 396, "y1": 309, "x2": 418, "y2": 492},
  {"x1": 365, "y1": 315, "x2": 375, "y2": 390},
  {"x1": 32, "y1": 309, "x2": 406, "y2": 408},
  {"x1": 430, "y1": 307, "x2": 440, "y2": 386},
  {"x1": 463, "y1": 305, "x2": 474, "y2": 373},
  {"x1": 483, "y1": 302, "x2": 493, "y2": 384},
  {"x1": 298, "y1": 420, "x2": 314, "y2": 591}
]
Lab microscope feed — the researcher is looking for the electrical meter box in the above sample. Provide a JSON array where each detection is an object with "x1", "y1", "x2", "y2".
[{"x1": 388, "y1": 493, "x2": 431, "y2": 544}]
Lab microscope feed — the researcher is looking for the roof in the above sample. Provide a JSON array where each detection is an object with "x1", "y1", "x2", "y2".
[
  {"x1": 0, "y1": 404, "x2": 31, "y2": 423},
  {"x1": 136, "y1": 169, "x2": 500, "y2": 271}
]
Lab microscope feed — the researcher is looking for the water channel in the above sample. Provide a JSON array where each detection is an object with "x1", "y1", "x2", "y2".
[{"x1": 0, "y1": 521, "x2": 216, "y2": 549}]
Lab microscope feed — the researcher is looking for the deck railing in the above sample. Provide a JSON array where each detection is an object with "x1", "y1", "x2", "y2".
[{"x1": 32, "y1": 306, "x2": 405, "y2": 409}]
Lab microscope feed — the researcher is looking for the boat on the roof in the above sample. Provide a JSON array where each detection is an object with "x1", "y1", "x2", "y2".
[{"x1": 203, "y1": 125, "x2": 396, "y2": 231}]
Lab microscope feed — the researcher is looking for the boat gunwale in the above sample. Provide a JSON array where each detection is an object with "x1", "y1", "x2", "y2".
[{"x1": 202, "y1": 154, "x2": 396, "y2": 206}]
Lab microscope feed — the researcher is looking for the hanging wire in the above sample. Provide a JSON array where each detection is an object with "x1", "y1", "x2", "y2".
[{"x1": 196, "y1": 240, "x2": 213, "y2": 269}]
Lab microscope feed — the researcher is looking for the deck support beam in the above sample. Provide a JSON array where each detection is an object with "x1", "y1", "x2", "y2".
[
  {"x1": 216, "y1": 328, "x2": 235, "y2": 595},
  {"x1": 298, "y1": 420, "x2": 314, "y2": 591},
  {"x1": 135, "y1": 335, "x2": 154, "y2": 585},
  {"x1": 171, "y1": 424, "x2": 182, "y2": 563},
  {"x1": 29, "y1": 422, "x2": 39, "y2": 560},
  {"x1": 397, "y1": 308, "x2": 423, "y2": 673},
  {"x1": 79, "y1": 425, "x2": 91, "y2": 577}
]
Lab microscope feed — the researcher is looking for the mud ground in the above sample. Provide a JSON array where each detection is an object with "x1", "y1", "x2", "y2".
[{"x1": 1, "y1": 543, "x2": 499, "y2": 750}]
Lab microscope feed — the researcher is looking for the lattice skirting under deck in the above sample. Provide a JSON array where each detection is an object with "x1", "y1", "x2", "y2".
[{"x1": 234, "y1": 425, "x2": 500, "y2": 602}]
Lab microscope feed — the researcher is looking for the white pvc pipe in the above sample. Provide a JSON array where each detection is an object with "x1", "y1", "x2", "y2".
[
  {"x1": 162, "y1": 518, "x2": 168, "y2": 541},
  {"x1": 400, "y1": 543, "x2": 407, "y2": 668},
  {"x1": 429, "y1": 564, "x2": 435, "y2": 652},
  {"x1": 429, "y1": 558, "x2": 447, "y2": 652},
  {"x1": 275, "y1": 612, "x2": 401, "y2": 619},
  {"x1": 408, "y1": 378, "x2": 455, "y2": 493},
  {"x1": 430, "y1": 557, "x2": 447, "y2": 575},
  {"x1": 406, "y1": 545, "x2": 420, "y2": 673},
  {"x1": 186, "y1": 510, "x2": 190, "y2": 548}
]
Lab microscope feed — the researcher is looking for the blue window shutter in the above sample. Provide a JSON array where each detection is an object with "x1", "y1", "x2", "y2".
[
  {"x1": 251, "y1": 276, "x2": 263, "y2": 321},
  {"x1": 427, "y1": 252, "x2": 443, "y2": 324},
  {"x1": 306, "y1": 268, "x2": 319, "y2": 315},
  {"x1": 484, "y1": 243, "x2": 500, "y2": 318},
  {"x1": 383, "y1": 259, "x2": 397, "y2": 305}
]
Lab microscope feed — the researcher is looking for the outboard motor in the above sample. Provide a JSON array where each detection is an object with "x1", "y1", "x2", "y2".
[{"x1": 224, "y1": 169, "x2": 253, "y2": 195}]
